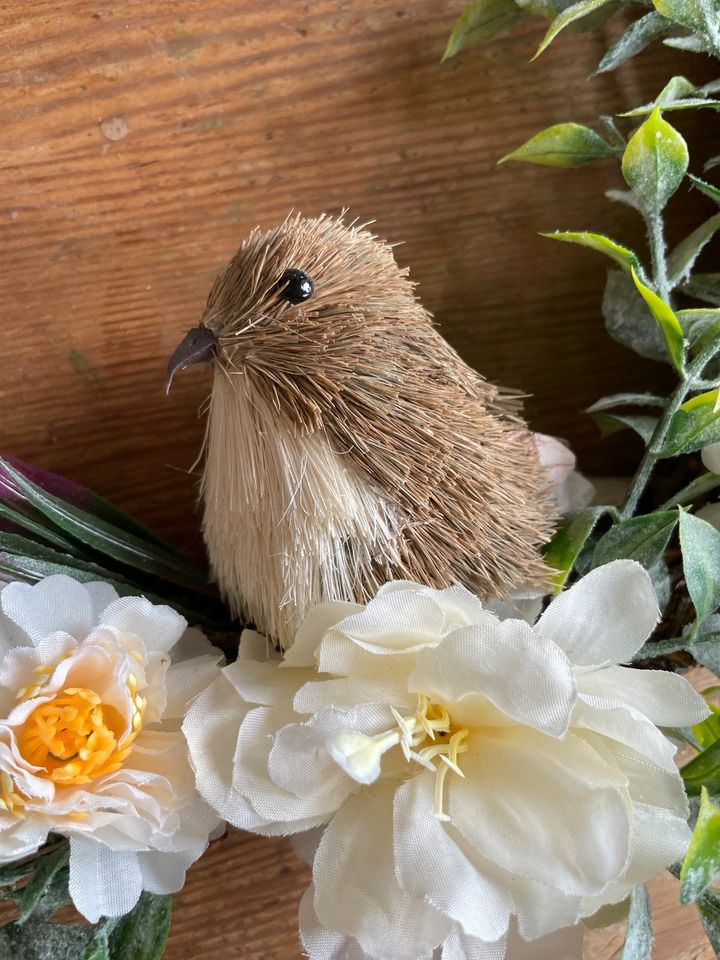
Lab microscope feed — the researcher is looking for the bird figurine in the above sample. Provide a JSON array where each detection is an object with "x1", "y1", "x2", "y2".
[{"x1": 168, "y1": 213, "x2": 555, "y2": 647}]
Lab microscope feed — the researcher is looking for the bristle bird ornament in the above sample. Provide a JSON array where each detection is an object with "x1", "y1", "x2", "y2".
[{"x1": 168, "y1": 214, "x2": 554, "y2": 647}]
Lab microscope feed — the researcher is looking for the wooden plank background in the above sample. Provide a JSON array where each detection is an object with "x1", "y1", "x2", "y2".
[{"x1": 1, "y1": 1, "x2": 718, "y2": 957}]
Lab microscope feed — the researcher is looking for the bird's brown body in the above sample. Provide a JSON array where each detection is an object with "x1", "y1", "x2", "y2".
[{"x1": 171, "y1": 214, "x2": 554, "y2": 646}]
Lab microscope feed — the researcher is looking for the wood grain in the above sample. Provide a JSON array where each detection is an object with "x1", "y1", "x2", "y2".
[{"x1": 1, "y1": 2, "x2": 718, "y2": 957}]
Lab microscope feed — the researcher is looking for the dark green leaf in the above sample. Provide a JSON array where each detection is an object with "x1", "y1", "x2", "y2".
[
  {"x1": 18, "y1": 845, "x2": 68, "y2": 924},
  {"x1": 543, "y1": 507, "x2": 607, "y2": 589},
  {"x1": 682, "y1": 737, "x2": 720, "y2": 795},
  {"x1": 594, "y1": 12, "x2": 669, "y2": 74},
  {"x1": 602, "y1": 270, "x2": 667, "y2": 361},
  {"x1": 0, "y1": 501, "x2": 81, "y2": 555},
  {"x1": 108, "y1": 893, "x2": 172, "y2": 960},
  {"x1": 619, "y1": 884, "x2": 653, "y2": 960},
  {"x1": 662, "y1": 390, "x2": 720, "y2": 456},
  {"x1": 668, "y1": 213, "x2": 720, "y2": 285},
  {"x1": 683, "y1": 272, "x2": 720, "y2": 306},
  {"x1": 679, "y1": 510, "x2": 720, "y2": 624},
  {"x1": 591, "y1": 511, "x2": 677, "y2": 569},
  {"x1": 660, "y1": 472, "x2": 720, "y2": 509},
  {"x1": 587, "y1": 392, "x2": 666, "y2": 411},
  {"x1": 681, "y1": 787, "x2": 720, "y2": 903},
  {"x1": 499, "y1": 123, "x2": 615, "y2": 167},
  {"x1": 696, "y1": 887, "x2": 720, "y2": 952},
  {"x1": 0, "y1": 921, "x2": 92, "y2": 959},
  {"x1": 591, "y1": 412, "x2": 658, "y2": 444},
  {"x1": 443, "y1": 0, "x2": 524, "y2": 59}
]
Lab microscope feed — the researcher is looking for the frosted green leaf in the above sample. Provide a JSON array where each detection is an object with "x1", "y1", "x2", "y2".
[
  {"x1": 676, "y1": 309, "x2": 720, "y2": 348},
  {"x1": 532, "y1": 0, "x2": 616, "y2": 58},
  {"x1": 591, "y1": 411, "x2": 658, "y2": 444},
  {"x1": 108, "y1": 893, "x2": 172, "y2": 960},
  {"x1": 664, "y1": 473, "x2": 720, "y2": 509},
  {"x1": 681, "y1": 787, "x2": 720, "y2": 904},
  {"x1": 619, "y1": 884, "x2": 653, "y2": 960},
  {"x1": 705, "y1": 155, "x2": 720, "y2": 172},
  {"x1": 443, "y1": 0, "x2": 524, "y2": 58},
  {"x1": 689, "y1": 173, "x2": 720, "y2": 205},
  {"x1": 653, "y1": 0, "x2": 705, "y2": 31},
  {"x1": 668, "y1": 213, "x2": 720, "y2": 284},
  {"x1": 630, "y1": 267, "x2": 685, "y2": 371},
  {"x1": 663, "y1": 390, "x2": 720, "y2": 456},
  {"x1": 594, "y1": 12, "x2": 670, "y2": 74},
  {"x1": 683, "y1": 273, "x2": 720, "y2": 306},
  {"x1": 679, "y1": 510, "x2": 720, "y2": 623},
  {"x1": 499, "y1": 123, "x2": 615, "y2": 167},
  {"x1": 605, "y1": 188, "x2": 643, "y2": 211},
  {"x1": 587, "y1": 392, "x2": 666, "y2": 411},
  {"x1": 603, "y1": 270, "x2": 667, "y2": 361},
  {"x1": 664, "y1": 34, "x2": 713, "y2": 52},
  {"x1": 543, "y1": 507, "x2": 607, "y2": 589},
  {"x1": 622, "y1": 108, "x2": 689, "y2": 213},
  {"x1": 591, "y1": 511, "x2": 677, "y2": 569},
  {"x1": 690, "y1": 615, "x2": 720, "y2": 673},
  {"x1": 696, "y1": 888, "x2": 720, "y2": 952},
  {"x1": 541, "y1": 231, "x2": 640, "y2": 272}
]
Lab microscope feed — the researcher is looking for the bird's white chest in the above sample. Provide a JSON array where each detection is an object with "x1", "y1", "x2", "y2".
[{"x1": 202, "y1": 373, "x2": 397, "y2": 646}]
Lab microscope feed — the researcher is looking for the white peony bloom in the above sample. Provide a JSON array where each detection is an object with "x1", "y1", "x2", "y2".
[
  {"x1": 532, "y1": 432, "x2": 595, "y2": 513},
  {"x1": 0, "y1": 575, "x2": 224, "y2": 922},
  {"x1": 702, "y1": 442, "x2": 720, "y2": 475},
  {"x1": 185, "y1": 560, "x2": 708, "y2": 960}
]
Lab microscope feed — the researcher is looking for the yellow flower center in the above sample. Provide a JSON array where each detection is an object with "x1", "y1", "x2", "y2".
[
  {"x1": 329, "y1": 694, "x2": 469, "y2": 820},
  {"x1": 18, "y1": 677, "x2": 146, "y2": 787}
]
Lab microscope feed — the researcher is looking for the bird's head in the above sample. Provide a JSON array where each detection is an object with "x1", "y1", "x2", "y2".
[{"x1": 167, "y1": 213, "x2": 422, "y2": 393}]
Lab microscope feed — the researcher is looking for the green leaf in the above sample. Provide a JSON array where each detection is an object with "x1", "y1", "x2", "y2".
[
  {"x1": 681, "y1": 787, "x2": 720, "y2": 903},
  {"x1": 591, "y1": 511, "x2": 677, "y2": 569},
  {"x1": 683, "y1": 736, "x2": 720, "y2": 795},
  {"x1": 621, "y1": 108, "x2": 689, "y2": 213},
  {"x1": 532, "y1": 0, "x2": 615, "y2": 58},
  {"x1": 683, "y1": 272, "x2": 720, "y2": 306},
  {"x1": 630, "y1": 267, "x2": 685, "y2": 372},
  {"x1": 594, "y1": 12, "x2": 670, "y2": 74},
  {"x1": 679, "y1": 510, "x2": 720, "y2": 624},
  {"x1": 108, "y1": 892, "x2": 172, "y2": 960},
  {"x1": 653, "y1": 0, "x2": 706, "y2": 31},
  {"x1": 543, "y1": 507, "x2": 607, "y2": 589},
  {"x1": 706, "y1": 155, "x2": 720, "y2": 173},
  {"x1": 619, "y1": 884, "x2": 653, "y2": 960},
  {"x1": 587, "y1": 392, "x2": 666, "y2": 411},
  {"x1": 661, "y1": 472, "x2": 720, "y2": 509},
  {"x1": 499, "y1": 123, "x2": 615, "y2": 167},
  {"x1": 0, "y1": 921, "x2": 93, "y2": 959},
  {"x1": 17, "y1": 844, "x2": 69, "y2": 924},
  {"x1": 696, "y1": 887, "x2": 720, "y2": 953},
  {"x1": 690, "y1": 616, "x2": 720, "y2": 674},
  {"x1": 689, "y1": 173, "x2": 720, "y2": 206},
  {"x1": 443, "y1": 0, "x2": 524, "y2": 58},
  {"x1": 0, "y1": 460, "x2": 201, "y2": 586},
  {"x1": 541, "y1": 231, "x2": 640, "y2": 272},
  {"x1": 662, "y1": 390, "x2": 720, "y2": 456},
  {"x1": 676, "y1": 308, "x2": 720, "y2": 353},
  {"x1": 603, "y1": 270, "x2": 667, "y2": 361},
  {"x1": 667, "y1": 213, "x2": 720, "y2": 284},
  {"x1": 591, "y1": 411, "x2": 658, "y2": 444}
]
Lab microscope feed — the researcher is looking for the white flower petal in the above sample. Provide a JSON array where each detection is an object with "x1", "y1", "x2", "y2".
[
  {"x1": 450, "y1": 729, "x2": 630, "y2": 897},
  {"x1": 283, "y1": 601, "x2": 363, "y2": 667},
  {"x1": 313, "y1": 781, "x2": 451, "y2": 959},
  {"x1": 1, "y1": 576, "x2": 94, "y2": 644},
  {"x1": 577, "y1": 665, "x2": 710, "y2": 726},
  {"x1": 536, "y1": 561, "x2": 659, "y2": 666},
  {"x1": 223, "y1": 657, "x2": 309, "y2": 707},
  {"x1": 702, "y1": 442, "x2": 720, "y2": 474},
  {"x1": 394, "y1": 773, "x2": 512, "y2": 941},
  {"x1": 99, "y1": 596, "x2": 187, "y2": 654},
  {"x1": 137, "y1": 848, "x2": 199, "y2": 895},
  {"x1": 442, "y1": 926, "x2": 506, "y2": 960},
  {"x1": 237, "y1": 628, "x2": 281, "y2": 662},
  {"x1": 69, "y1": 837, "x2": 143, "y2": 922},
  {"x1": 84, "y1": 581, "x2": 120, "y2": 622},
  {"x1": 409, "y1": 623, "x2": 576, "y2": 738},
  {"x1": 163, "y1": 653, "x2": 224, "y2": 720},
  {"x1": 299, "y1": 884, "x2": 372, "y2": 960}
]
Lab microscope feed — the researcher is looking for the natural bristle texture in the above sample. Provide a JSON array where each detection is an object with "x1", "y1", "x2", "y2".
[{"x1": 196, "y1": 212, "x2": 555, "y2": 646}]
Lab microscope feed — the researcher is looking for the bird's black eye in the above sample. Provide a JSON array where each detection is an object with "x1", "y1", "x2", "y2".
[{"x1": 277, "y1": 268, "x2": 314, "y2": 304}]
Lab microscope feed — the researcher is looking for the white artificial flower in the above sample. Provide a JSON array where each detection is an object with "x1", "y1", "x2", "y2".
[
  {"x1": 532, "y1": 432, "x2": 595, "y2": 512},
  {"x1": 186, "y1": 560, "x2": 708, "y2": 960},
  {"x1": 702, "y1": 442, "x2": 720, "y2": 475},
  {"x1": 0, "y1": 575, "x2": 224, "y2": 922}
]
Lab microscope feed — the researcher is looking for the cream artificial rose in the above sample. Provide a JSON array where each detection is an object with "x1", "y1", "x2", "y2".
[
  {"x1": 0, "y1": 575, "x2": 224, "y2": 922},
  {"x1": 184, "y1": 560, "x2": 708, "y2": 960}
]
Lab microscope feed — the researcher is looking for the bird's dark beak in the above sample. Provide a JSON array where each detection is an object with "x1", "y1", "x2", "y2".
[{"x1": 166, "y1": 326, "x2": 218, "y2": 394}]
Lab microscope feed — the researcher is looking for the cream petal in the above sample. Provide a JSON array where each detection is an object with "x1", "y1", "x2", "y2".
[
  {"x1": 0, "y1": 816, "x2": 48, "y2": 862},
  {"x1": 99, "y1": 596, "x2": 187, "y2": 654},
  {"x1": 84, "y1": 580, "x2": 120, "y2": 622},
  {"x1": 535, "y1": 561, "x2": 658, "y2": 666},
  {"x1": 223, "y1": 657, "x2": 308, "y2": 707},
  {"x1": 618, "y1": 802, "x2": 691, "y2": 885},
  {"x1": 394, "y1": 773, "x2": 512, "y2": 941},
  {"x1": 183, "y1": 674, "x2": 272, "y2": 832},
  {"x1": 573, "y1": 698, "x2": 679, "y2": 773},
  {"x1": 293, "y1": 676, "x2": 411, "y2": 715},
  {"x1": 409, "y1": 622, "x2": 576, "y2": 738},
  {"x1": 68, "y1": 838, "x2": 143, "y2": 922},
  {"x1": 441, "y1": 927, "x2": 507, "y2": 960},
  {"x1": 137, "y1": 848, "x2": 199, "y2": 895},
  {"x1": 450, "y1": 729, "x2": 630, "y2": 897},
  {"x1": 283, "y1": 601, "x2": 363, "y2": 667},
  {"x1": 510, "y1": 874, "x2": 583, "y2": 940},
  {"x1": 577, "y1": 665, "x2": 710, "y2": 726},
  {"x1": 434, "y1": 584, "x2": 496, "y2": 629},
  {"x1": 299, "y1": 885, "x2": 373, "y2": 960},
  {"x1": 313, "y1": 781, "x2": 451, "y2": 959},
  {"x1": 171, "y1": 626, "x2": 224, "y2": 663},
  {"x1": 1, "y1": 576, "x2": 94, "y2": 644},
  {"x1": 163, "y1": 653, "x2": 224, "y2": 720}
]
